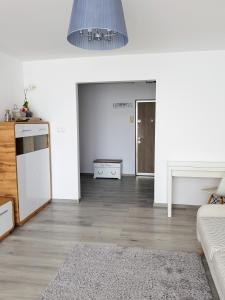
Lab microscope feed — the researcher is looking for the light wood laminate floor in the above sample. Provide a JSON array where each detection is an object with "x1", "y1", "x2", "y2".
[{"x1": 0, "y1": 176, "x2": 214, "y2": 300}]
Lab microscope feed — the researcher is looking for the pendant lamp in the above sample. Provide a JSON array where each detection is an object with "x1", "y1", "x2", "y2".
[{"x1": 67, "y1": 0, "x2": 128, "y2": 50}]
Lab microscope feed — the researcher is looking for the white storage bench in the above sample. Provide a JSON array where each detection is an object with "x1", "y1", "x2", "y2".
[
  {"x1": 94, "y1": 159, "x2": 122, "y2": 180},
  {"x1": 0, "y1": 198, "x2": 14, "y2": 241}
]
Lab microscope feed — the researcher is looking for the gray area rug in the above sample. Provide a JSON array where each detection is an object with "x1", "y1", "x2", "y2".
[{"x1": 41, "y1": 244, "x2": 212, "y2": 300}]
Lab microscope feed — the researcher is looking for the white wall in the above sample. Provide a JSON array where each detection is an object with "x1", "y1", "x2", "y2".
[
  {"x1": 23, "y1": 51, "x2": 225, "y2": 204},
  {"x1": 79, "y1": 82, "x2": 156, "y2": 174},
  {"x1": 0, "y1": 51, "x2": 23, "y2": 118}
]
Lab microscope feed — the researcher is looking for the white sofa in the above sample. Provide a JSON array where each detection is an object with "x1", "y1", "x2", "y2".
[{"x1": 197, "y1": 204, "x2": 225, "y2": 300}]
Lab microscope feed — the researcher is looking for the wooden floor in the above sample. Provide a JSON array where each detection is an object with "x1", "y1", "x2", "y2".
[{"x1": 0, "y1": 175, "x2": 212, "y2": 300}]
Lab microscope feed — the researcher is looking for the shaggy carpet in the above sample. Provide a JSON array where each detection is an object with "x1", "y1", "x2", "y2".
[{"x1": 41, "y1": 244, "x2": 212, "y2": 300}]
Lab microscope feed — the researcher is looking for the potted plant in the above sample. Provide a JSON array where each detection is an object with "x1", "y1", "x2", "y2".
[{"x1": 21, "y1": 85, "x2": 36, "y2": 118}]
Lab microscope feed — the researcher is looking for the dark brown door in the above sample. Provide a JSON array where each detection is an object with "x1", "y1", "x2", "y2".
[{"x1": 136, "y1": 101, "x2": 155, "y2": 174}]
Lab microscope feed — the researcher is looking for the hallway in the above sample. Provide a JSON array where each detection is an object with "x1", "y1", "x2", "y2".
[{"x1": 80, "y1": 175, "x2": 154, "y2": 205}]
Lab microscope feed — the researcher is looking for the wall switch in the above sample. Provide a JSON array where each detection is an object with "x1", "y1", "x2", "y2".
[
  {"x1": 57, "y1": 127, "x2": 65, "y2": 133},
  {"x1": 130, "y1": 116, "x2": 134, "y2": 123}
]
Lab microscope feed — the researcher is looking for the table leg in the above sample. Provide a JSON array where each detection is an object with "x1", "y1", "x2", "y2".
[{"x1": 167, "y1": 168, "x2": 172, "y2": 218}]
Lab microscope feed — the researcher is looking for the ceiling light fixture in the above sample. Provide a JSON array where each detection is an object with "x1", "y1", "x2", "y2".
[{"x1": 67, "y1": 0, "x2": 128, "y2": 50}]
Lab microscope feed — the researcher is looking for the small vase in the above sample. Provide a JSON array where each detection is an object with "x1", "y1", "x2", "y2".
[{"x1": 26, "y1": 110, "x2": 33, "y2": 118}]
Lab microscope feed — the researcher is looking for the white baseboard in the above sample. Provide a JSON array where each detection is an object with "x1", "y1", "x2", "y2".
[
  {"x1": 153, "y1": 202, "x2": 200, "y2": 209},
  {"x1": 52, "y1": 198, "x2": 80, "y2": 204}
]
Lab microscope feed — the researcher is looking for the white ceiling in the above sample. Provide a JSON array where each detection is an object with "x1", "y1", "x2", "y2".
[{"x1": 0, "y1": 0, "x2": 225, "y2": 61}]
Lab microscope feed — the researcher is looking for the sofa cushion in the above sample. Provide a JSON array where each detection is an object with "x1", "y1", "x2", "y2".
[
  {"x1": 198, "y1": 217, "x2": 225, "y2": 260},
  {"x1": 212, "y1": 251, "x2": 225, "y2": 299},
  {"x1": 197, "y1": 204, "x2": 225, "y2": 218}
]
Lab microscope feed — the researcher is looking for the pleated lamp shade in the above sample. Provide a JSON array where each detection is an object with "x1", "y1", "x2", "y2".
[{"x1": 67, "y1": 0, "x2": 128, "y2": 50}]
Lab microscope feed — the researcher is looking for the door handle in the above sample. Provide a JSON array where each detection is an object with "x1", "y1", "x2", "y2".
[{"x1": 138, "y1": 137, "x2": 143, "y2": 144}]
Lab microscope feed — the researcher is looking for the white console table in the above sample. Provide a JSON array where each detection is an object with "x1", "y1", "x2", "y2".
[{"x1": 167, "y1": 161, "x2": 225, "y2": 217}]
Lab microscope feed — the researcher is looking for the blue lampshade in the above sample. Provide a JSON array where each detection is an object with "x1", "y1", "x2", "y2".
[{"x1": 67, "y1": 0, "x2": 128, "y2": 50}]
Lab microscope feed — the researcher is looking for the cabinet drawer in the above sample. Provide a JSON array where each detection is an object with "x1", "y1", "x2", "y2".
[
  {"x1": 94, "y1": 167, "x2": 121, "y2": 179},
  {"x1": 15, "y1": 124, "x2": 49, "y2": 138},
  {"x1": 34, "y1": 124, "x2": 49, "y2": 136},
  {"x1": 0, "y1": 201, "x2": 14, "y2": 238},
  {"x1": 105, "y1": 168, "x2": 120, "y2": 178}
]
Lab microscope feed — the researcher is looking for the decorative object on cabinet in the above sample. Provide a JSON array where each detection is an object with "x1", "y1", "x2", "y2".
[
  {"x1": 94, "y1": 159, "x2": 122, "y2": 179},
  {"x1": 22, "y1": 84, "x2": 36, "y2": 118},
  {"x1": 4, "y1": 109, "x2": 12, "y2": 122},
  {"x1": 24, "y1": 84, "x2": 36, "y2": 99},
  {"x1": 0, "y1": 122, "x2": 52, "y2": 225},
  {"x1": 0, "y1": 197, "x2": 14, "y2": 241},
  {"x1": 12, "y1": 104, "x2": 21, "y2": 121},
  {"x1": 21, "y1": 98, "x2": 32, "y2": 118}
]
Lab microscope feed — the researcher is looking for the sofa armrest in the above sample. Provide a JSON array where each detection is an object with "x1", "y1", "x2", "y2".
[{"x1": 197, "y1": 204, "x2": 225, "y2": 218}]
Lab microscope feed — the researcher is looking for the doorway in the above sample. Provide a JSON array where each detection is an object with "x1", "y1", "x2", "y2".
[
  {"x1": 136, "y1": 100, "x2": 156, "y2": 176},
  {"x1": 77, "y1": 81, "x2": 156, "y2": 203}
]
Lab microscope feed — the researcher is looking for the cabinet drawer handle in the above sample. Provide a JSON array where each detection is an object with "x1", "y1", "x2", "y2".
[
  {"x1": 0, "y1": 209, "x2": 8, "y2": 216},
  {"x1": 98, "y1": 170, "x2": 103, "y2": 175},
  {"x1": 39, "y1": 128, "x2": 46, "y2": 131},
  {"x1": 111, "y1": 171, "x2": 116, "y2": 175},
  {"x1": 22, "y1": 129, "x2": 32, "y2": 132}
]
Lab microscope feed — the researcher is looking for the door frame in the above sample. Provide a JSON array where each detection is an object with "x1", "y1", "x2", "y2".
[
  {"x1": 135, "y1": 99, "x2": 156, "y2": 176},
  {"x1": 76, "y1": 80, "x2": 157, "y2": 201}
]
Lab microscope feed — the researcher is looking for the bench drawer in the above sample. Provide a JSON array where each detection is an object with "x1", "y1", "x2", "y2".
[{"x1": 94, "y1": 167, "x2": 121, "y2": 179}]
